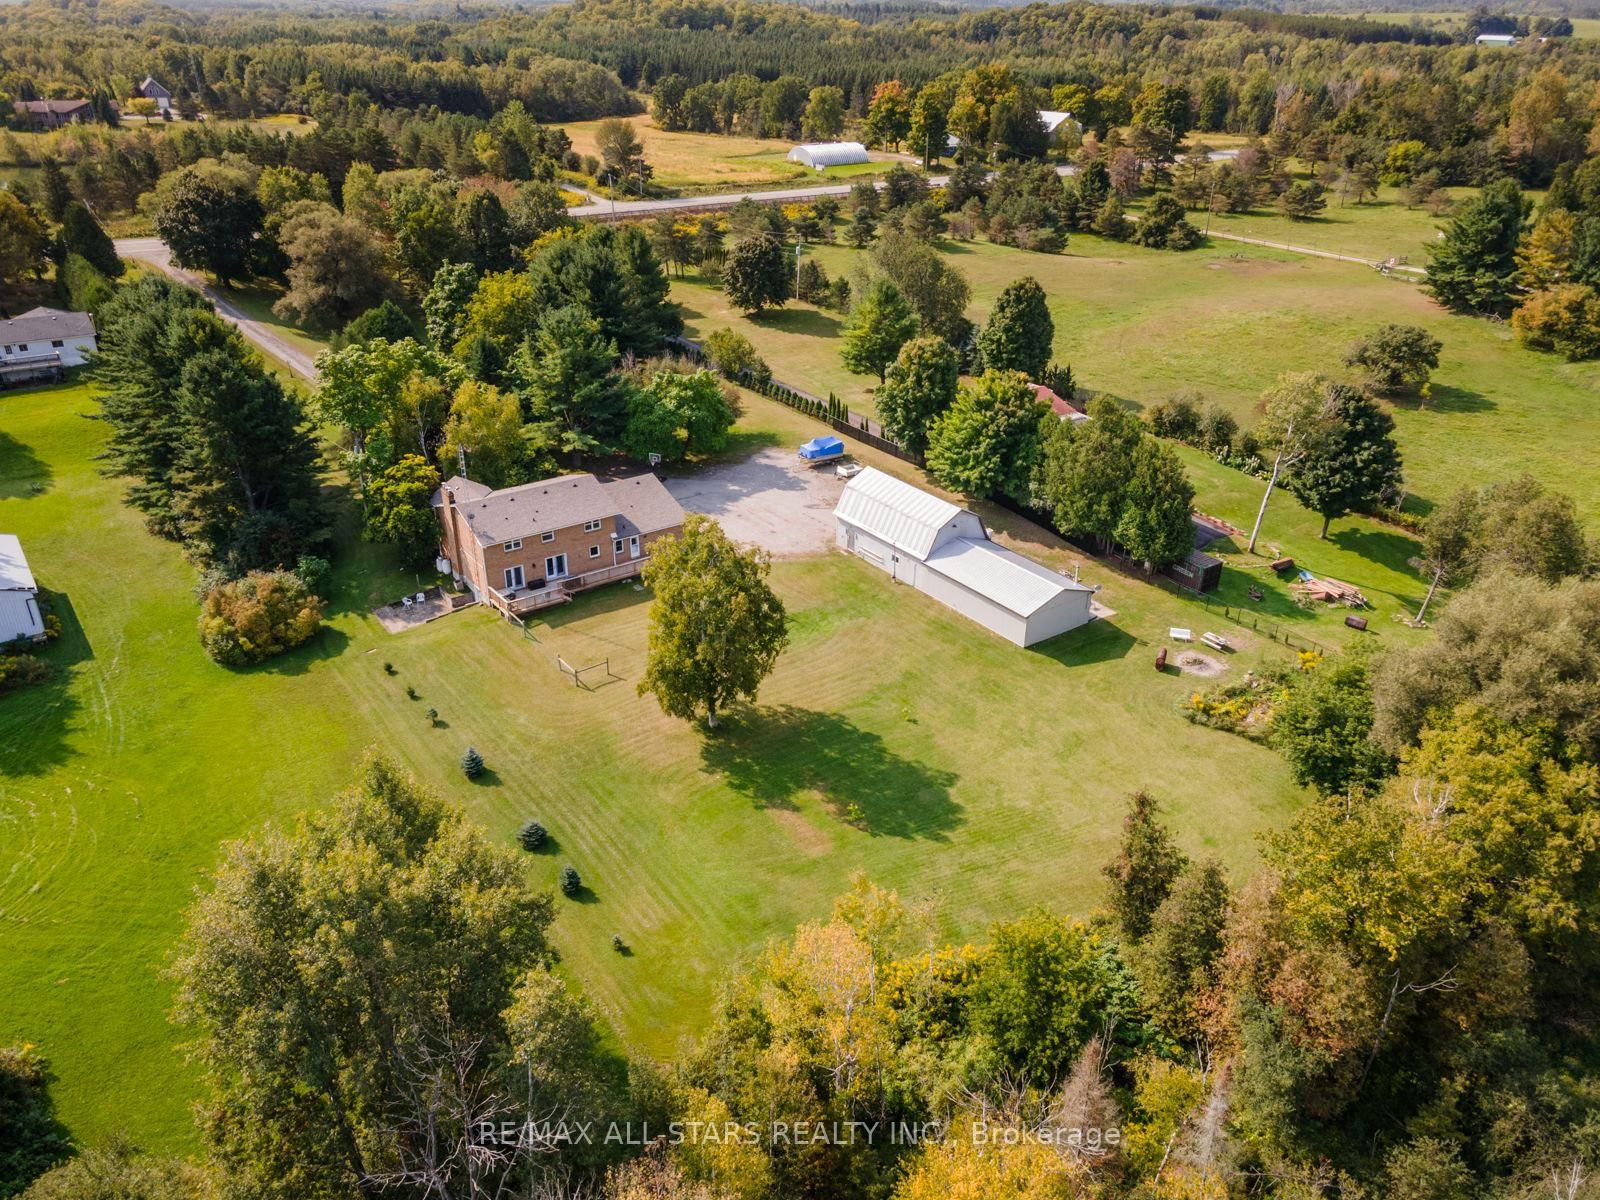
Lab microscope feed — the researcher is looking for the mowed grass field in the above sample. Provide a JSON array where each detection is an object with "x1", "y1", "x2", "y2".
[
  {"x1": 560, "y1": 114, "x2": 901, "y2": 194},
  {"x1": 1, "y1": 379, "x2": 1310, "y2": 1152},
  {"x1": 674, "y1": 232, "x2": 1600, "y2": 522}
]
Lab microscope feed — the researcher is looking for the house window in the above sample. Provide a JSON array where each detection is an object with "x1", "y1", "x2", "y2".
[
  {"x1": 502, "y1": 540, "x2": 522, "y2": 552},
  {"x1": 588, "y1": 545, "x2": 600, "y2": 558},
  {"x1": 16, "y1": 344, "x2": 26, "y2": 352},
  {"x1": 613, "y1": 538, "x2": 625, "y2": 555},
  {"x1": 541, "y1": 531, "x2": 555, "y2": 543},
  {"x1": 545, "y1": 554, "x2": 568, "y2": 579},
  {"x1": 503, "y1": 565, "x2": 525, "y2": 590},
  {"x1": 50, "y1": 340, "x2": 63, "y2": 349},
  {"x1": 584, "y1": 519, "x2": 602, "y2": 532}
]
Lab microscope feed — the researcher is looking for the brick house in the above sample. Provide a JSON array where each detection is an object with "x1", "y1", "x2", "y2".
[{"x1": 434, "y1": 471, "x2": 685, "y2": 617}]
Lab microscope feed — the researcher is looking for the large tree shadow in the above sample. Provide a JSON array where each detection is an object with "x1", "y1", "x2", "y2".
[
  {"x1": 701, "y1": 704, "x2": 962, "y2": 840},
  {"x1": 0, "y1": 589, "x2": 90, "y2": 777},
  {"x1": 1393, "y1": 384, "x2": 1495, "y2": 415},
  {"x1": 0, "y1": 429, "x2": 51, "y2": 498},
  {"x1": 754, "y1": 308, "x2": 843, "y2": 338}
]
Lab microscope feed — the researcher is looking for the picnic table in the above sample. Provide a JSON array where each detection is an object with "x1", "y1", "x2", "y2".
[{"x1": 1201, "y1": 631, "x2": 1232, "y2": 652}]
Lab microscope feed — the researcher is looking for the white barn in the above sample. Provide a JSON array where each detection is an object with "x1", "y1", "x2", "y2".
[
  {"x1": 788, "y1": 142, "x2": 870, "y2": 169},
  {"x1": 0, "y1": 535, "x2": 45, "y2": 644},
  {"x1": 834, "y1": 468, "x2": 1094, "y2": 647}
]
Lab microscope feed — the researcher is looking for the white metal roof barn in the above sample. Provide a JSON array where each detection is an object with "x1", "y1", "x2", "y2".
[
  {"x1": 0, "y1": 534, "x2": 45, "y2": 643},
  {"x1": 787, "y1": 142, "x2": 870, "y2": 169},
  {"x1": 833, "y1": 469, "x2": 1094, "y2": 647}
]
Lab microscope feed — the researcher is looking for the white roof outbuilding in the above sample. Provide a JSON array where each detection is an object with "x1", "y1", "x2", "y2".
[
  {"x1": 788, "y1": 142, "x2": 870, "y2": 169},
  {"x1": 0, "y1": 534, "x2": 45, "y2": 643},
  {"x1": 833, "y1": 468, "x2": 1095, "y2": 647}
]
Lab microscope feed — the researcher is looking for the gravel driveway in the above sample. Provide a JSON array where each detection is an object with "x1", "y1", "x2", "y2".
[{"x1": 664, "y1": 447, "x2": 846, "y2": 557}]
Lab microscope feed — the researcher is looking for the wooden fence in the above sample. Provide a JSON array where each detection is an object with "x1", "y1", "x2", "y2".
[{"x1": 665, "y1": 336, "x2": 924, "y2": 466}]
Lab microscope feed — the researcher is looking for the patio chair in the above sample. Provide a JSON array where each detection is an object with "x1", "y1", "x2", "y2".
[
  {"x1": 414, "y1": 591, "x2": 426, "y2": 604},
  {"x1": 401, "y1": 596, "x2": 413, "y2": 607}
]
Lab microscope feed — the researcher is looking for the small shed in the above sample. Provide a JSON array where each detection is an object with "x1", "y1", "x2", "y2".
[
  {"x1": 1475, "y1": 32, "x2": 1516, "y2": 45},
  {"x1": 798, "y1": 435, "x2": 845, "y2": 462},
  {"x1": 1162, "y1": 549, "x2": 1223, "y2": 594},
  {"x1": 0, "y1": 535, "x2": 45, "y2": 643},
  {"x1": 788, "y1": 142, "x2": 870, "y2": 169}
]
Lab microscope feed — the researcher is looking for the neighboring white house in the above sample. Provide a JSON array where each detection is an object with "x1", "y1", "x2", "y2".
[
  {"x1": 1475, "y1": 32, "x2": 1517, "y2": 45},
  {"x1": 0, "y1": 308, "x2": 97, "y2": 387},
  {"x1": 834, "y1": 468, "x2": 1095, "y2": 647},
  {"x1": 788, "y1": 142, "x2": 870, "y2": 169},
  {"x1": 948, "y1": 109, "x2": 1078, "y2": 154},
  {"x1": 0, "y1": 535, "x2": 45, "y2": 644},
  {"x1": 1037, "y1": 109, "x2": 1079, "y2": 144},
  {"x1": 135, "y1": 76, "x2": 173, "y2": 113}
]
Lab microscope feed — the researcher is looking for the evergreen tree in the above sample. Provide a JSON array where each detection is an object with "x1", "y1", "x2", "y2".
[
  {"x1": 1038, "y1": 397, "x2": 1143, "y2": 545},
  {"x1": 874, "y1": 336, "x2": 959, "y2": 454},
  {"x1": 1427, "y1": 178, "x2": 1529, "y2": 315},
  {"x1": 461, "y1": 746, "x2": 485, "y2": 778},
  {"x1": 847, "y1": 206, "x2": 877, "y2": 248},
  {"x1": 38, "y1": 159, "x2": 72, "y2": 223},
  {"x1": 172, "y1": 339, "x2": 325, "y2": 571},
  {"x1": 1132, "y1": 194, "x2": 1201, "y2": 249},
  {"x1": 840, "y1": 278, "x2": 918, "y2": 382},
  {"x1": 90, "y1": 277, "x2": 225, "y2": 535},
  {"x1": 458, "y1": 190, "x2": 515, "y2": 273},
  {"x1": 1101, "y1": 790, "x2": 1188, "y2": 943},
  {"x1": 1131, "y1": 861, "x2": 1230, "y2": 1041},
  {"x1": 977, "y1": 276, "x2": 1053, "y2": 378},
  {"x1": 1092, "y1": 193, "x2": 1131, "y2": 240},
  {"x1": 55, "y1": 201, "x2": 122, "y2": 277},
  {"x1": 1112, "y1": 437, "x2": 1195, "y2": 568},
  {"x1": 514, "y1": 305, "x2": 625, "y2": 457},
  {"x1": 721, "y1": 233, "x2": 791, "y2": 315},
  {"x1": 1286, "y1": 385, "x2": 1404, "y2": 537}
]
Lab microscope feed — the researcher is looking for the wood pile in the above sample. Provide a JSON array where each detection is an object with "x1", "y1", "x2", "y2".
[{"x1": 1293, "y1": 574, "x2": 1369, "y2": 607}]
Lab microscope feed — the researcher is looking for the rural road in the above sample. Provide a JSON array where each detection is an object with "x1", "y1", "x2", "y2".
[
  {"x1": 114, "y1": 146, "x2": 1408, "y2": 381},
  {"x1": 113, "y1": 236, "x2": 320, "y2": 381}
]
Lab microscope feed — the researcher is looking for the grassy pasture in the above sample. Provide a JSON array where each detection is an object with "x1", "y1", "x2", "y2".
[
  {"x1": 672, "y1": 232, "x2": 1600, "y2": 524},
  {"x1": 560, "y1": 115, "x2": 902, "y2": 194},
  {"x1": 0, "y1": 377, "x2": 1311, "y2": 1153}
]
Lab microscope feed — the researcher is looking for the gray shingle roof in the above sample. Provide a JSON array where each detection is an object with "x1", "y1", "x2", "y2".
[
  {"x1": 2, "y1": 308, "x2": 96, "y2": 343},
  {"x1": 604, "y1": 474, "x2": 685, "y2": 539},
  {"x1": 439, "y1": 471, "x2": 685, "y2": 546},
  {"x1": 12, "y1": 100, "x2": 91, "y2": 117}
]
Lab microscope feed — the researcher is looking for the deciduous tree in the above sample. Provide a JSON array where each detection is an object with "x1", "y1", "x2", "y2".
[
  {"x1": 639, "y1": 516, "x2": 789, "y2": 728},
  {"x1": 841, "y1": 277, "x2": 918, "y2": 382},
  {"x1": 874, "y1": 336, "x2": 959, "y2": 455}
]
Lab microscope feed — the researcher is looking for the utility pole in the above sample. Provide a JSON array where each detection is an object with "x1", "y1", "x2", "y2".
[{"x1": 795, "y1": 242, "x2": 804, "y2": 299}]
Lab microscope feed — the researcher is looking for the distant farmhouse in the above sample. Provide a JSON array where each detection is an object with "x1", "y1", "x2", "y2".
[
  {"x1": 947, "y1": 109, "x2": 1079, "y2": 154},
  {"x1": 11, "y1": 99, "x2": 92, "y2": 129},
  {"x1": 788, "y1": 142, "x2": 870, "y2": 170},
  {"x1": 0, "y1": 535, "x2": 46, "y2": 644},
  {"x1": 434, "y1": 471, "x2": 684, "y2": 618},
  {"x1": 134, "y1": 76, "x2": 173, "y2": 113},
  {"x1": 834, "y1": 468, "x2": 1096, "y2": 647},
  {"x1": 0, "y1": 309, "x2": 98, "y2": 388}
]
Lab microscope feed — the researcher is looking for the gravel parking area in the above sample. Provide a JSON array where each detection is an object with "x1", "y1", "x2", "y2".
[{"x1": 664, "y1": 447, "x2": 846, "y2": 557}]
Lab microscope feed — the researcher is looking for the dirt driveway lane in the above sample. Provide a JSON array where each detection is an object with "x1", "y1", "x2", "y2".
[{"x1": 664, "y1": 447, "x2": 846, "y2": 557}]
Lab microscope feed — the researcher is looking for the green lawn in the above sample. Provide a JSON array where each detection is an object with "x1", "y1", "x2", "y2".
[
  {"x1": 1196, "y1": 185, "x2": 1470, "y2": 265},
  {"x1": 0, "y1": 377, "x2": 1311, "y2": 1153},
  {"x1": 675, "y1": 232, "x2": 1600, "y2": 524}
]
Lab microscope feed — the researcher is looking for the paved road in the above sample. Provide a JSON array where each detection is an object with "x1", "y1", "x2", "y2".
[{"x1": 113, "y1": 237, "x2": 321, "y2": 380}]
